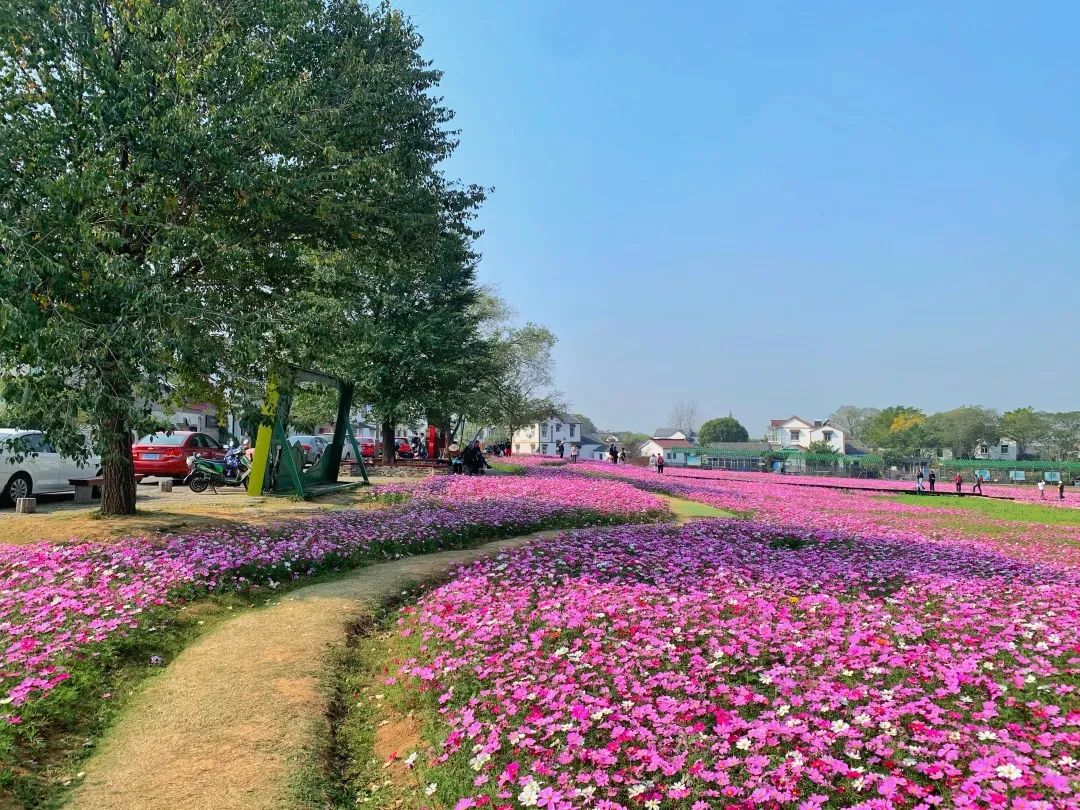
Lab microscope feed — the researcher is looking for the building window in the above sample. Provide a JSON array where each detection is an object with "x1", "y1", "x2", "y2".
[
  {"x1": 822, "y1": 431, "x2": 832, "y2": 442},
  {"x1": 569, "y1": 425, "x2": 575, "y2": 437},
  {"x1": 554, "y1": 423, "x2": 562, "y2": 432},
  {"x1": 541, "y1": 425, "x2": 548, "y2": 437},
  {"x1": 1001, "y1": 444, "x2": 1010, "y2": 455},
  {"x1": 980, "y1": 444, "x2": 988, "y2": 455},
  {"x1": 789, "y1": 430, "x2": 800, "y2": 442},
  {"x1": 515, "y1": 444, "x2": 520, "y2": 452}
]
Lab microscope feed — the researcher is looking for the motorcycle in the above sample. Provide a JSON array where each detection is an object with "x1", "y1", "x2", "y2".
[{"x1": 185, "y1": 444, "x2": 251, "y2": 493}]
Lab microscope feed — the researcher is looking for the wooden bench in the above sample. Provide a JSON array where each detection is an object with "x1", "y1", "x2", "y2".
[{"x1": 69, "y1": 475, "x2": 146, "y2": 504}]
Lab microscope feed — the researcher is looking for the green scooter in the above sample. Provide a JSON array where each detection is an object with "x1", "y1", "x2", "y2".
[{"x1": 184, "y1": 445, "x2": 251, "y2": 493}]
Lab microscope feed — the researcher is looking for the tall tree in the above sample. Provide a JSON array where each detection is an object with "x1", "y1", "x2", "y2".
[
  {"x1": 922, "y1": 406, "x2": 1000, "y2": 459},
  {"x1": 827, "y1": 406, "x2": 881, "y2": 442},
  {"x1": 478, "y1": 324, "x2": 561, "y2": 443},
  {"x1": 699, "y1": 416, "x2": 750, "y2": 443},
  {"x1": 863, "y1": 406, "x2": 926, "y2": 456},
  {"x1": 667, "y1": 400, "x2": 700, "y2": 432},
  {"x1": 0, "y1": 1, "x2": 477, "y2": 508},
  {"x1": 571, "y1": 413, "x2": 599, "y2": 435},
  {"x1": 1041, "y1": 412, "x2": 1080, "y2": 461},
  {"x1": 1001, "y1": 407, "x2": 1048, "y2": 458}
]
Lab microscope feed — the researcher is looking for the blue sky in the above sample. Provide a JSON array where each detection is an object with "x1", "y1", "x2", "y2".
[{"x1": 396, "y1": 0, "x2": 1080, "y2": 435}]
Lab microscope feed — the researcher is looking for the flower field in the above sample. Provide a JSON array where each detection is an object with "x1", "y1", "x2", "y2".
[
  {"x1": 549, "y1": 461, "x2": 1080, "y2": 569},
  {"x1": 0, "y1": 476, "x2": 665, "y2": 721},
  {"x1": 398, "y1": 521, "x2": 1080, "y2": 809}
]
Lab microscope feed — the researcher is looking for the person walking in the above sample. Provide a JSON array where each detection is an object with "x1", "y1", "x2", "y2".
[
  {"x1": 916, "y1": 469, "x2": 925, "y2": 493},
  {"x1": 972, "y1": 472, "x2": 983, "y2": 495},
  {"x1": 619, "y1": 447, "x2": 627, "y2": 463},
  {"x1": 954, "y1": 472, "x2": 963, "y2": 494},
  {"x1": 656, "y1": 453, "x2": 665, "y2": 474},
  {"x1": 928, "y1": 469, "x2": 936, "y2": 492},
  {"x1": 649, "y1": 453, "x2": 657, "y2": 472},
  {"x1": 1059, "y1": 479, "x2": 1066, "y2": 500},
  {"x1": 1038, "y1": 479, "x2": 1046, "y2": 499},
  {"x1": 569, "y1": 443, "x2": 579, "y2": 463},
  {"x1": 557, "y1": 440, "x2": 564, "y2": 459},
  {"x1": 609, "y1": 444, "x2": 618, "y2": 464}
]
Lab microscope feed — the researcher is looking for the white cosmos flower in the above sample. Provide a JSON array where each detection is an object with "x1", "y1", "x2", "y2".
[{"x1": 996, "y1": 764, "x2": 1023, "y2": 781}]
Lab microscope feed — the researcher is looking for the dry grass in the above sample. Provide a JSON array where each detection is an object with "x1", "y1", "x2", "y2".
[
  {"x1": 68, "y1": 536, "x2": 543, "y2": 810},
  {"x1": 0, "y1": 476, "x2": 406, "y2": 545}
]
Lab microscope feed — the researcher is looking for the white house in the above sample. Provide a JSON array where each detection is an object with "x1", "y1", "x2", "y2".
[
  {"x1": 974, "y1": 438, "x2": 1019, "y2": 462},
  {"x1": 651, "y1": 427, "x2": 697, "y2": 444},
  {"x1": 766, "y1": 416, "x2": 845, "y2": 453},
  {"x1": 150, "y1": 401, "x2": 220, "y2": 434},
  {"x1": 639, "y1": 438, "x2": 694, "y2": 460},
  {"x1": 637, "y1": 427, "x2": 696, "y2": 462},
  {"x1": 577, "y1": 434, "x2": 608, "y2": 461},
  {"x1": 512, "y1": 414, "x2": 583, "y2": 456}
]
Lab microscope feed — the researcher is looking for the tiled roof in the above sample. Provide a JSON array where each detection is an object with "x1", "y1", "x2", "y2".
[{"x1": 644, "y1": 438, "x2": 695, "y2": 449}]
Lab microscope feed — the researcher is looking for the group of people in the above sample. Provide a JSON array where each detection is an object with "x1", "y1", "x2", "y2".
[
  {"x1": 1037, "y1": 478, "x2": 1068, "y2": 499},
  {"x1": 913, "y1": 468, "x2": 1069, "y2": 499},
  {"x1": 648, "y1": 453, "x2": 666, "y2": 474},
  {"x1": 448, "y1": 440, "x2": 490, "y2": 475},
  {"x1": 554, "y1": 441, "x2": 581, "y2": 462},
  {"x1": 487, "y1": 441, "x2": 513, "y2": 458},
  {"x1": 607, "y1": 444, "x2": 627, "y2": 464}
]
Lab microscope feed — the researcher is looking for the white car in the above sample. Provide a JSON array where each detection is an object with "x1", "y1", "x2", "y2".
[{"x1": 0, "y1": 429, "x2": 102, "y2": 505}]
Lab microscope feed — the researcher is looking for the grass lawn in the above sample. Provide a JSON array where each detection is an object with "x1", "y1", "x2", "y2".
[
  {"x1": 888, "y1": 493, "x2": 1080, "y2": 527},
  {"x1": 662, "y1": 495, "x2": 734, "y2": 521}
]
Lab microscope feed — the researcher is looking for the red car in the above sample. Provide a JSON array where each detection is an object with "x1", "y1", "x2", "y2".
[{"x1": 133, "y1": 431, "x2": 227, "y2": 479}]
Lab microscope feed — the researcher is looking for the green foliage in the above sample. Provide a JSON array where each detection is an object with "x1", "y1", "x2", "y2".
[
  {"x1": 571, "y1": 413, "x2": 599, "y2": 435},
  {"x1": 1001, "y1": 407, "x2": 1045, "y2": 456},
  {"x1": 827, "y1": 405, "x2": 881, "y2": 442},
  {"x1": 0, "y1": 1, "x2": 486, "y2": 508},
  {"x1": 476, "y1": 322, "x2": 562, "y2": 438},
  {"x1": 619, "y1": 432, "x2": 651, "y2": 455},
  {"x1": 699, "y1": 416, "x2": 750, "y2": 443},
  {"x1": 805, "y1": 439, "x2": 840, "y2": 456},
  {"x1": 863, "y1": 406, "x2": 926, "y2": 456},
  {"x1": 289, "y1": 385, "x2": 340, "y2": 434},
  {"x1": 921, "y1": 406, "x2": 1000, "y2": 459}
]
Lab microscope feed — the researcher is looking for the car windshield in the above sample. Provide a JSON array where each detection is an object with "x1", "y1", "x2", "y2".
[{"x1": 137, "y1": 433, "x2": 188, "y2": 445}]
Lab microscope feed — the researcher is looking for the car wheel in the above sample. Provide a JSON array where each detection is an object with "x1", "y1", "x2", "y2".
[{"x1": 2, "y1": 473, "x2": 32, "y2": 507}]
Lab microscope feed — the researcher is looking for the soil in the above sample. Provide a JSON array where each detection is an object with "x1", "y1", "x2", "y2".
[
  {"x1": 0, "y1": 474, "x2": 409, "y2": 545},
  {"x1": 67, "y1": 532, "x2": 552, "y2": 810}
]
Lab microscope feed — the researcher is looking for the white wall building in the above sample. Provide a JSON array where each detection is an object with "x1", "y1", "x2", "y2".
[
  {"x1": 974, "y1": 438, "x2": 1019, "y2": 462},
  {"x1": 512, "y1": 414, "x2": 582, "y2": 456},
  {"x1": 766, "y1": 416, "x2": 845, "y2": 453}
]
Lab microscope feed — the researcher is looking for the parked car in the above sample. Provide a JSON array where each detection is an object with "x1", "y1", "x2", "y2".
[
  {"x1": 132, "y1": 431, "x2": 226, "y2": 480},
  {"x1": 395, "y1": 438, "x2": 414, "y2": 459},
  {"x1": 359, "y1": 440, "x2": 376, "y2": 458},
  {"x1": 0, "y1": 429, "x2": 101, "y2": 505},
  {"x1": 288, "y1": 434, "x2": 329, "y2": 466}
]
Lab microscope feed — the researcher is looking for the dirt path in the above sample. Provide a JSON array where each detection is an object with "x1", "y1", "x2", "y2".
[{"x1": 68, "y1": 533, "x2": 552, "y2": 810}]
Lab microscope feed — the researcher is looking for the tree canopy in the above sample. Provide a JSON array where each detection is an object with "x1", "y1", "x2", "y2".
[
  {"x1": 699, "y1": 416, "x2": 750, "y2": 443},
  {"x1": 0, "y1": 0, "x2": 489, "y2": 511}
]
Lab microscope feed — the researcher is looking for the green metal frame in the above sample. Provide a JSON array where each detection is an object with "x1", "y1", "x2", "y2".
[
  {"x1": 675, "y1": 444, "x2": 1080, "y2": 473},
  {"x1": 939, "y1": 458, "x2": 1080, "y2": 472},
  {"x1": 249, "y1": 365, "x2": 369, "y2": 499},
  {"x1": 678, "y1": 445, "x2": 886, "y2": 466}
]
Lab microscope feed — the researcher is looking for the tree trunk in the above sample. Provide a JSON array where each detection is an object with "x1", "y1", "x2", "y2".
[
  {"x1": 100, "y1": 410, "x2": 136, "y2": 515},
  {"x1": 382, "y1": 419, "x2": 395, "y2": 465}
]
